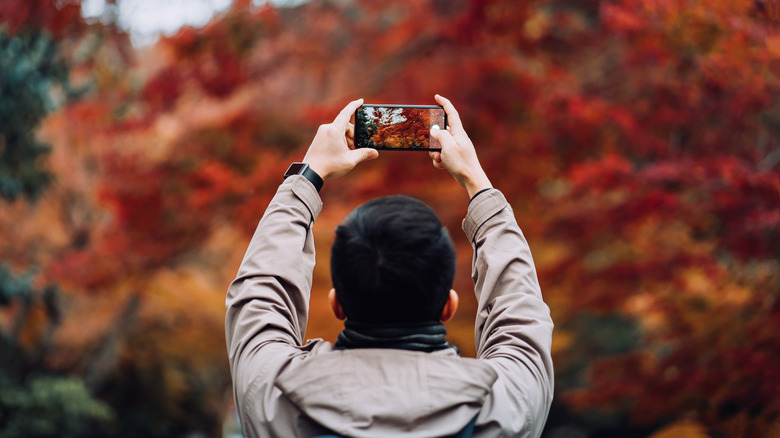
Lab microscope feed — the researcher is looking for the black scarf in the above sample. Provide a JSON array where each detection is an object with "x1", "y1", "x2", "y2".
[{"x1": 335, "y1": 321, "x2": 459, "y2": 354}]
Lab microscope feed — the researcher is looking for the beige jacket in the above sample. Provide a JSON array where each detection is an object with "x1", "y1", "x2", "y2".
[{"x1": 226, "y1": 176, "x2": 554, "y2": 437}]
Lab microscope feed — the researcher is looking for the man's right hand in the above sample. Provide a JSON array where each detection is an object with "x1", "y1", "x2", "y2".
[
  {"x1": 303, "y1": 98, "x2": 379, "y2": 180},
  {"x1": 429, "y1": 95, "x2": 493, "y2": 199}
]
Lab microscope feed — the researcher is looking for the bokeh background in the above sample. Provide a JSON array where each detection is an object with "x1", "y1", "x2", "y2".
[{"x1": 1, "y1": 0, "x2": 779, "y2": 437}]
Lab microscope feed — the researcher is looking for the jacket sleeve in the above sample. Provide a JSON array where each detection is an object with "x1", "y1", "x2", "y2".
[
  {"x1": 462, "y1": 189, "x2": 554, "y2": 438},
  {"x1": 225, "y1": 175, "x2": 322, "y2": 389}
]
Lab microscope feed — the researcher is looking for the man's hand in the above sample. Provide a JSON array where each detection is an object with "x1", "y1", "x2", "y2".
[
  {"x1": 303, "y1": 99, "x2": 379, "y2": 180},
  {"x1": 429, "y1": 95, "x2": 492, "y2": 198}
]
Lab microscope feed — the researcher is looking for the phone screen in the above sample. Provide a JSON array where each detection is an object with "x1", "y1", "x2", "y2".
[{"x1": 354, "y1": 105, "x2": 447, "y2": 151}]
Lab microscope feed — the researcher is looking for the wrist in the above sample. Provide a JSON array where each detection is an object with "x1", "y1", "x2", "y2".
[
  {"x1": 462, "y1": 173, "x2": 492, "y2": 199},
  {"x1": 307, "y1": 162, "x2": 330, "y2": 180},
  {"x1": 302, "y1": 153, "x2": 331, "y2": 180}
]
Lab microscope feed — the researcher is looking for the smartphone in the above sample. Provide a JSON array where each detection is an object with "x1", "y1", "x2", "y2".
[{"x1": 354, "y1": 104, "x2": 447, "y2": 151}]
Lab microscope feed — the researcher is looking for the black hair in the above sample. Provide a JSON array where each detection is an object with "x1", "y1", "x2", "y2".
[{"x1": 330, "y1": 195, "x2": 456, "y2": 324}]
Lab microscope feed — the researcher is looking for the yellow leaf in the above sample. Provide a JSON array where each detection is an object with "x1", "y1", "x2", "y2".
[
  {"x1": 551, "y1": 330, "x2": 574, "y2": 356},
  {"x1": 650, "y1": 421, "x2": 709, "y2": 438}
]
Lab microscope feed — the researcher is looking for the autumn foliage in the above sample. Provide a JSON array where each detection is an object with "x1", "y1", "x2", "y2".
[
  {"x1": 357, "y1": 106, "x2": 445, "y2": 149},
  {"x1": 1, "y1": 0, "x2": 779, "y2": 437}
]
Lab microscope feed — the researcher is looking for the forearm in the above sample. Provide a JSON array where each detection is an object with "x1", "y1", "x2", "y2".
[
  {"x1": 463, "y1": 189, "x2": 554, "y2": 411},
  {"x1": 225, "y1": 176, "x2": 322, "y2": 372}
]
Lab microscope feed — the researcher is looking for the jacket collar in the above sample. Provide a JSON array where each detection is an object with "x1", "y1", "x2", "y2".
[{"x1": 334, "y1": 321, "x2": 458, "y2": 353}]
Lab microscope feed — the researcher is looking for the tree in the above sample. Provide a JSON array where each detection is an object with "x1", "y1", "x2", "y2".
[
  {"x1": 0, "y1": 0, "x2": 84, "y2": 199},
  {"x1": 355, "y1": 106, "x2": 379, "y2": 148},
  {"x1": 0, "y1": 1, "x2": 127, "y2": 436},
  {"x1": 371, "y1": 107, "x2": 441, "y2": 149}
]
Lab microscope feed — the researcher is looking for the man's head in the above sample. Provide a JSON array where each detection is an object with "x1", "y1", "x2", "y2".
[{"x1": 330, "y1": 195, "x2": 457, "y2": 324}]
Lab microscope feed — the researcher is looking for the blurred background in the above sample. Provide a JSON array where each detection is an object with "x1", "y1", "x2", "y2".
[{"x1": 1, "y1": 0, "x2": 778, "y2": 437}]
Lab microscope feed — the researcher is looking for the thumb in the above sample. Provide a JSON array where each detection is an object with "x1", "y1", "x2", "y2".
[
  {"x1": 430, "y1": 125, "x2": 443, "y2": 139},
  {"x1": 430, "y1": 125, "x2": 457, "y2": 150},
  {"x1": 350, "y1": 148, "x2": 378, "y2": 166}
]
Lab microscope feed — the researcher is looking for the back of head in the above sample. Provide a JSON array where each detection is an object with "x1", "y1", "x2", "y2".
[{"x1": 330, "y1": 195, "x2": 456, "y2": 324}]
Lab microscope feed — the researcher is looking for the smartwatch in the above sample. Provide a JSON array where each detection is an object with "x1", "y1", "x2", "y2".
[{"x1": 283, "y1": 162, "x2": 323, "y2": 192}]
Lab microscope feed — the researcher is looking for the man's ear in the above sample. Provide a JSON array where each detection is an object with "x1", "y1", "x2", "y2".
[
  {"x1": 440, "y1": 289, "x2": 459, "y2": 322},
  {"x1": 328, "y1": 288, "x2": 346, "y2": 320}
]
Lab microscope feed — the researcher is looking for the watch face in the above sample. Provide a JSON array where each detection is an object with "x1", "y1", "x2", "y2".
[{"x1": 285, "y1": 163, "x2": 307, "y2": 177}]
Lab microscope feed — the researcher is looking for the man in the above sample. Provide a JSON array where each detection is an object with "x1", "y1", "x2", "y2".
[{"x1": 226, "y1": 95, "x2": 554, "y2": 437}]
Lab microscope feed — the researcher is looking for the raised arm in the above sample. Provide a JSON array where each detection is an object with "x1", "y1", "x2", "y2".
[
  {"x1": 225, "y1": 98, "x2": 377, "y2": 379},
  {"x1": 430, "y1": 95, "x2": 554, "y2": 436}
]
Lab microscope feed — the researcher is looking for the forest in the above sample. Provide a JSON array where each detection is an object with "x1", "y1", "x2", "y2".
[{"x1": 0, "y1": 0, "x2": 779, "y2": 437}]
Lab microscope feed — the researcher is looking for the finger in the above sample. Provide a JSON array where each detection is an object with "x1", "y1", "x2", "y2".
[
  {"x1": 345, "y1": 123, "x2": 355, "y2": 149},
  {"x1": 435, "y1": 94, "x2": 463, "y2": 133},
  {"x1": 350, "y1": 147, "x2": 378, "y2": 165},
  {"x1": 334, "y1": 98, "x2": 364, "y2": 128},
  {"x1": 430, "y1": 153, "x2": 444, "y2": 169},
  {"x1": 431, "y1": 125, "x2": 459, "y2": 151}
]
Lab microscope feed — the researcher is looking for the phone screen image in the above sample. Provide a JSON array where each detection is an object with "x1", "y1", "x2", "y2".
[{"x1": 354, "y1": 105, "x2": 447, "y2": 151}]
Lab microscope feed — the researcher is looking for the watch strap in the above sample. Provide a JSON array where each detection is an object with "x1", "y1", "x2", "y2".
[
  {"x1": 284, "y1": 162, "x2": 323, "y2": 192},
  {"x1": 301, "y1": 165, "x2": 323, "y2": 192}
]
